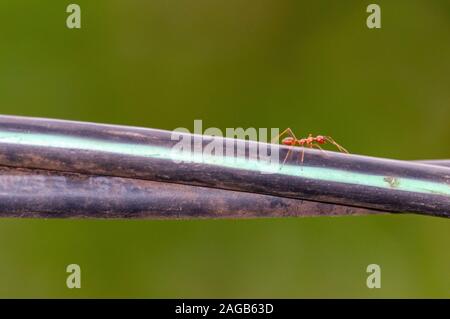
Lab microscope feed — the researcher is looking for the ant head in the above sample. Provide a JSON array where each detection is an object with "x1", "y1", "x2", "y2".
[
  {"x1": 316, "y1": 135, "x2": 326, "y2": 144},
  {"x1": 281, "y1": 137, "x2": 295, "y2": 146}
]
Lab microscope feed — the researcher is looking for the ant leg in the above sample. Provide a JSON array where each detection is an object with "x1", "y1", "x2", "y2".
[
  {"x1": 297, "y1": 146, "x2": 306, "y2": 171},
  {"x1": 298, "y1": 134, "x2": 313, "y2": 165},
  {"x1": 299, "y1": 142, "x2": 318, "y2": 165},
  {"x1": 286, "y1": 128, "x2": 298, "y2": 140},
  {"x1": 300, "y1": 146, "x2": 306, "y2": 164},
  {"x1": 280, "y1": 148, "x2": 293, "y2": 168},
  {"x1": 271, "y1": 128, "x2": 290, "y2": 144},
  {"x1": 311, "y1": 143, "x2": 330, "y2": 159},
  {"x1": 272, "y1": 128, "x2": 298, "y2": 170},
  {"x1": 325, "y1": 136, "x2": 349, "y2": 153},
  {"x1": 271, "y1": 127, "x2": 298, "y2": 144}
]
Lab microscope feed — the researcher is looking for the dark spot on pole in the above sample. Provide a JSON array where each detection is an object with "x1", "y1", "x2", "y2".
[{"x1": 384, "y1": 176, "x2": 400, "y2": 188}]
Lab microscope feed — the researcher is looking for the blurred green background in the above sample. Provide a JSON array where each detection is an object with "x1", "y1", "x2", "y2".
[{"x1": 0, "y1": 0, "x2": 449, "y2": 298}]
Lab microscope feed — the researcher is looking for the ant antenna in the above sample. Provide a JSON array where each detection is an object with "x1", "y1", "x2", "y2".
[{"x1": 325, "y1": 136, "x2": 349, "y2": 153}]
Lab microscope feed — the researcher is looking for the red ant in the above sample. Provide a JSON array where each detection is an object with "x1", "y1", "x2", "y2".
[{"x1": 272, "y1": 128, "x2": 349, "y2": 166}]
